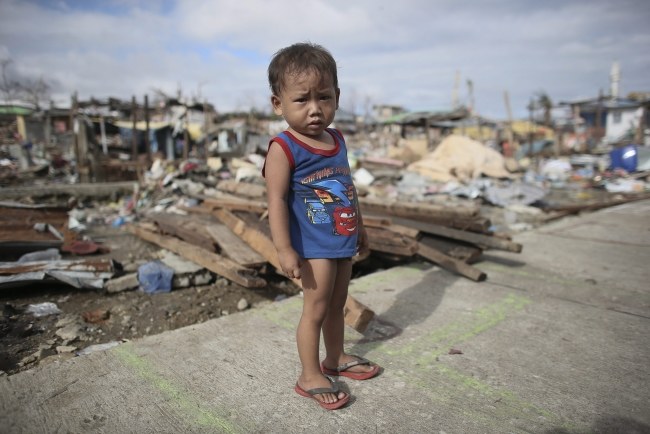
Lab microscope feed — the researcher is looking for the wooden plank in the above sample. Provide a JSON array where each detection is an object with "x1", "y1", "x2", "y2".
[
  {"x1": 204, "y1": 223, "x2": 266, "y2": 268},
  {"x1": 213, "y1": 209, "x2": 375, "y2": 332},
  {"x1": 366, "y1": 227, "x2": 418, "y2": 257},
  {"x1": 363, "y1": 208, "x2": 490, "y2": 233},
  {"x1": 423, "y1": 215, "x2": 491, "y2": 233},
  {"x1": 201, "y1": 197, "x2": 267, "y2": 214},
  {"x1": 148, "y1": 213, "x2": 215, "y2": 252},
  {"x1": 361, "y1": 215, "x2": 393, "y2": 227},
  {"x1": 394, "y1": 217, "x2": 522, "y2": 253},
  {"x1": 216, "y1": 180, "x2": 266, "y2": 199},
  {"x1": 419, "y1": 234, "x2": 483, "y2": 264},
  {"x1": 127, "y1": 225, "x2": 266, "y2": 288},
  {"x1": 417, "y1": 242, "x2": 487, "y2": 282},
  {"x1": 360, "y1": 197, "x2": 479, "y2": 220}
]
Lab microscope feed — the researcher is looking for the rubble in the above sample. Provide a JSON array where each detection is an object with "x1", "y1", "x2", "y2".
[{"x1": 1, "y1": 92, "x2": 649, "y2": 376}]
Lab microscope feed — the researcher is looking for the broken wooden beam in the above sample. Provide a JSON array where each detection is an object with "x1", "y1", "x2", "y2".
[
  {"x1": 0, "y1": 181, "x2": 137, "y2": 200},
  {"x1": 419, "y1": 234, "x2": 483, "y2": 264},
  {"x1": 365, "y1": 227, "x2": 418, "y2": 257},
  {"x1": 201, "y1": 197, "x2": 267, "y2": 214},
  {"x1": 204, "y1": 223, "x2": 266, "y2": 268},
  {"x1": 127, "y1": 224, "x2": 266, "y2": 289},
  {"x1": 417, "y1": 243, "x2": 486, "y2": 282},
  {"x1": 394, "y1": 217, "x2": 522, "y2": 253},
  {"x1": 213, "y1": 208, "x2": 375, "y2": 332},
  {"x1": 148, "y1": 213, "x2": 215, "y2": 252},
  {"x1": 359, "y1": 197, "x2": 479, "y2": 221},
  {"x1": 363, "y1": 213, "x2": 490, "y2": 235}
]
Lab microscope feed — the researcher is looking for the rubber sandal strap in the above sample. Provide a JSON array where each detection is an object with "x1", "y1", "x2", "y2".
[
  {"x1": 301, "y1": 376, "x2": 340, "y2": 396},
  {"x1": 336, "y1": 356, "x2": 370, "y2": 372}
]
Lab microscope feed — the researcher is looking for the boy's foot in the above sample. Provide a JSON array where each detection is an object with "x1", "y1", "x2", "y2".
[
  {"x1": 321, "y1": 354, "x2": 380, "y2": 380},
  {"x1": 296, "y1": 374, "x2": 348, "y2": 408}
]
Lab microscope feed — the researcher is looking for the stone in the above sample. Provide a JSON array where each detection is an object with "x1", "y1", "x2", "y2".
[
  {"x1": 56, "y1": 323, "x2": 82, "y2": 341},
  {"x1": 192, "y1": 271, "x2": 212, "y2": 286},
  {"x1": 237, "y1": 298, "x2": 249, "y2": 311},
  {"x1": 172, "y1": 275, "x2": 191, "y2": 289},
  {"x1": 56, "y1": 345, "x2": 77, "y2": 354},
  {"x1": 105, "y1": 273, "x2": 139, "y2": 293}
]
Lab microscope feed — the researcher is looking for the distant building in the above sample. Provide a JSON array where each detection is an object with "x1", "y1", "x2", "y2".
[
  {"x1": 372, "y1": 104, "x2": 407, "y2": 123},
  {"x1": 560, "y1": 96, "x2": 649, "y2": 145}
]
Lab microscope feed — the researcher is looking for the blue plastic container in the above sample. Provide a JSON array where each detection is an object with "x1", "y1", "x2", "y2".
[{"x1": 609, "y1": 145, "x2": 638, "y2": 172}]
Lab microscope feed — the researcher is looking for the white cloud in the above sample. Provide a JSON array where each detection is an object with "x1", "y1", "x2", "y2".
[{"x1": 0, "y1": 0, "x2": 648, "y2": 118}]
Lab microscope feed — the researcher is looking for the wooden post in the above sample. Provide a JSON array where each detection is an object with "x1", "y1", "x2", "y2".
[
  {"x1": 635, "y1": 104, "x2": 646, "y2": 144},
  {"x1": 203, "y1": 100, "x2": 209, "y2": 159},
  {"x1": 71, "y1": 92, "x2": 79, "y2": 174},
  {"x1": 144, "y1": 94, "x2": 151, "y2": 162},
  {"x1": 130, "y1": 95, "x2": 137, "y2": 162},
  {"x1": 131, "y1": 95, "x2": 138, "y2": 161},
  {"x1": 100, "y1": 116, "x2": 107, "y2": 155},
  {"x1": 77, "y1": 112, "x2": 90, "y2": 182},
  {"x1": 44, "y1": 103, "x2": 51, "y2": 149},
  {"x1": 528, "y1": 98, "x2": 534, "y2": 159},
  {"x1": 503, "y1": 91, "x2": 515, "y2": 155},
  {"x1": 183, "y1": 105, "x2": 190, "y2": 160}
]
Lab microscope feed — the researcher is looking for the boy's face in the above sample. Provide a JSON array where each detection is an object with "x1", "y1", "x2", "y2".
[{"x1": 271, "y1": 69, "x2": 339, "y2": 139}]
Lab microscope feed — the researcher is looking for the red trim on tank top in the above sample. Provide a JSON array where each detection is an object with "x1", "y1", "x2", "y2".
[
  {"x1": 285, "y1": 130, "x2": 340, "y2": 156},
  {"x1": 262, "y1": 137, "x2": 295, "y2": 177}
]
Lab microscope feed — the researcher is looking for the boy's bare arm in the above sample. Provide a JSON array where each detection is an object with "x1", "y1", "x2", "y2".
[{"x1": 265, "y1": 142, "x2": 303, "y2": 279}]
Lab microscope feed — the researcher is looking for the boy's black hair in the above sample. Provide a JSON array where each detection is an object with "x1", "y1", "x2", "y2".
[{"x1": 268, "y1": 42, "x2": 338, "y2": 96}]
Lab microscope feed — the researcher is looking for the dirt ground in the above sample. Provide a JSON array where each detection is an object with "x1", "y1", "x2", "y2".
[{"x1": 0, "y1": 223, "x2": 303, "y2": 377}]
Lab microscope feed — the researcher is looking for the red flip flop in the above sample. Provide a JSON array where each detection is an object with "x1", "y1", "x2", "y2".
[
  {"x1": 321, "y1": 355, "x2": 380, "y2": 380},
  {"x1": 294, "y1": 379, "x2": 349, "y2": 410}
]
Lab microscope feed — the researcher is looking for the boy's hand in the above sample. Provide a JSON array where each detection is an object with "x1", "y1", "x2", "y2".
[
  {"x1": 278, "y1": 247, "x2": 302, "y2": 280},
  {"x1": 357, "y1": 226, "x2": 370, "y2": 256}
]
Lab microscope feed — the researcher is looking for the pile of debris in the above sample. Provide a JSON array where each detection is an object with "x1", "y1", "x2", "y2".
[{"x1": 1, "y1": 133, "x2": 649, "y2": 374}]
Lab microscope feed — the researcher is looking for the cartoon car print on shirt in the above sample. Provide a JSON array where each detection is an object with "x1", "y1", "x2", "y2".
[
  {"x1": 305, "y1": 179, "x2": 358, "y2": 236},
  {"x1": 332, "y1": 206, "x2": 357, "y2": 235},
  {"x1": 306, "y1": 200, "x2": 331, "y2": 224}
]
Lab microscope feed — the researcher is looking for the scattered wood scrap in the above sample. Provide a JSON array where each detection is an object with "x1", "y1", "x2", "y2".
[
  {"x1": 128, "y1": 224, "x2": 266, "y2": 289},
  {"x1": 125, "y1": 181, "x2": 525, "y2": 330},
  {"x1": 0, "y1": 258, "x2": 115, "y2": 289},
  {"x1": 392, "y1": 217, "x2": 523, "y2": 253},
  {"x1": 212, "y1": 208, "x2": 375, "y2": 333}
]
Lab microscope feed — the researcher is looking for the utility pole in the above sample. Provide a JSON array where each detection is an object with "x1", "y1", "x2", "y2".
[
  {"x1": 452, "y1": 70, "x2": 460, "y2": 108},
  {"x1": 131, "y1": 95, "x2": 138, "y2": 162},
  {"x1": 527, "y1": 98, "x2": 535, "y2": 159},
  {"x1": 503, "y1": 90, "x2": 515, "y2": 156}
]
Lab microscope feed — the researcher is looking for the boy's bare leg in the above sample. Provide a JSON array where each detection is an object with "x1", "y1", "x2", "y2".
[
  {"x1": 322, "y1": 258, "x2": 376, "y2": 374},
  {"x1": 296, "y1": 258, "x2": 346, "y2": 404}
]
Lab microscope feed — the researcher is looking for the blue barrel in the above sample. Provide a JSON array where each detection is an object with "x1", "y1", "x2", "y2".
[{"x1": 609, "y1": 145, "x2": 638, "y2": 172}]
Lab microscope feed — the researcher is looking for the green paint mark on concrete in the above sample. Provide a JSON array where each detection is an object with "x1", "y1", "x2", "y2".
[
  {"x1": 353, "y1": 293, "x2": 578, "y2": 431},
  {"x1": 378, "y1": 293, "x2": 531, "y2": 358},
  {"x1": 115, "y1": 344, "x2": 240, "y2": 433}
]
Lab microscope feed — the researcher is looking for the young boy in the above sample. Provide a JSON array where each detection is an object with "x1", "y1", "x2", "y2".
[{"x1": 263, "y1": 42, "x2": 380, "y2": 410}]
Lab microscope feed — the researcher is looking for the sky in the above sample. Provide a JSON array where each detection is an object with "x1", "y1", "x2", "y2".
[{"x1": 0, "y1": 0, "x2": 649, "y2": 119}]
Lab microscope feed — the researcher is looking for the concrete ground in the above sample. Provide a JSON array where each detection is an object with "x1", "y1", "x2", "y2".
[{"x1": 1, "y1": 200, "x2": 649, "y2": 433}]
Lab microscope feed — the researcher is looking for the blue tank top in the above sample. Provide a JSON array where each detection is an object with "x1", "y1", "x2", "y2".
[{"x1": 264, "y1": 129, "x2": 359, "y2": 259}]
